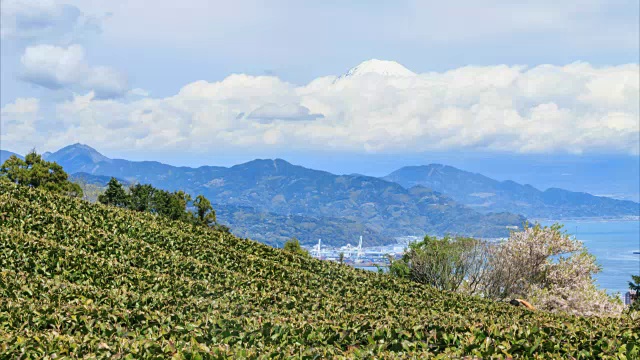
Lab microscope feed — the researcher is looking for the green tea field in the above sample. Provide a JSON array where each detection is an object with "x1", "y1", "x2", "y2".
[{"x1": 1, "y1": 182, "x2": 638, "y2": 358}]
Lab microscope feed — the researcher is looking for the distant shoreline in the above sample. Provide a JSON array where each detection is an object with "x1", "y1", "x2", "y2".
[{"x1": 530, "y1": 216, "x2": 640, "y2": 223}]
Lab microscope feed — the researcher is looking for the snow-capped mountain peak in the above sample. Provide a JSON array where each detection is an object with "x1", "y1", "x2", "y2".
[{"x1": 344, "y1": 59, "x2": 416, "y2": 77}]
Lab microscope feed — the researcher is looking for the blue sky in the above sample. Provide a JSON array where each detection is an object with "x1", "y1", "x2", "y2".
[
  {"x1": 1, "y1": 0, "x2": 639, "y2": 197},
  {"x1": 3, "y1": 1, "x2": 639, "y2": 95}
]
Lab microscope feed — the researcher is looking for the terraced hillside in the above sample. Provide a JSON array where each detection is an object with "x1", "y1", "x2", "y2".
[{"x1": 0, "y1": 182, "x2": 638, "y2": 358}]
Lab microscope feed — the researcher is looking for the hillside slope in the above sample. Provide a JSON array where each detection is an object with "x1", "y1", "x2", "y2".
[
  {"x1": 0, "y1": 182, "x2": 638, "y2": 358},
  {"x1": 385, "y1": 164, "x2": 640, "y2": 219}
]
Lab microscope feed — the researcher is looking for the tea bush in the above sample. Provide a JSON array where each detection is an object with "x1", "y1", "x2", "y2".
[{"x1": 0, "y1": 182, "x2": 638, "y2": 359}]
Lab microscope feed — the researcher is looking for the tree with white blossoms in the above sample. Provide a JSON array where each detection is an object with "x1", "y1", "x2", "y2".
[{"x1": 482, "y1": 223, "x2": 623, "y2": 317}]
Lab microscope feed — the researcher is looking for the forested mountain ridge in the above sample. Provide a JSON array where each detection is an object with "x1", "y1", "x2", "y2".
[
  {"x1": 6, "y1": 144, "x2": 524, "y2": 244},
  {"x1": 0, "y1": 150, "x2": 22, "y2": 163},
  {"x1": 385, "y1": 164, "x2": 640, "y2": 219},
  {"x1": 214, "y1": 203, "x2": 388, "y2": 248}
]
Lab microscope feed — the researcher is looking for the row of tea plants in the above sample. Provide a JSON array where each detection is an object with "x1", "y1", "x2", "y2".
[{"x1": 0, "y1": 182, "x2": 638, "y2": 358}]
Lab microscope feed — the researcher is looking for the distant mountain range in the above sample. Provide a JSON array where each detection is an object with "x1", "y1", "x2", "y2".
[
  {"x1": 0, "y1": 150, "x2": 22, "y2": 163},
  {"x1": 5, "y1": 144, "x2": 636, "y2": 246},
  {"x1": 384, "y1": 165, "x2": 639, "y2": 219},
  {"x1": 1, "y1": 144, "x2": 525, "y2": 245},
  {"x1": 69, "y1": 172, "x2": 127, "y2": 187}
]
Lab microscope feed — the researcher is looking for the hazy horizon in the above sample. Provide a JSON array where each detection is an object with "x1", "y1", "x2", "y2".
[{"x1": 2, "y1": 143, "x2": 639, "y2": 202}]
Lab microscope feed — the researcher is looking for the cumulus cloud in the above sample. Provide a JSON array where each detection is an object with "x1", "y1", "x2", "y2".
[
  {"x1": 1, "y1": 98, "x2": 41, "y2": 151},
  {"x1": 20, "y1": 44, "x2": 128, "y2": 98},
  {"x1": 1, "y1": 97, "x2": 39, "y2": 117},
  {"x1": 6, "y1": 60, "x2": 639, "y2": 156},
  {"x1": 1, "y1": 0, "x2": 103, "y2": 44},
  {"x1": 247, "y1": 103, "x2": 324, "y2": 122},
  {"x1": 128, "y1": 88, "x2": 150, "y2": 97}
]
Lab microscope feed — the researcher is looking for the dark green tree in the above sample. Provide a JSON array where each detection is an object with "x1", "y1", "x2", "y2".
[
  {"x1": 283, "y1": 237, "x2": 310, "y2": 257},
  {"x1": 98, "y1": 178, "x2": 129, "y2": 207},
  {"x1": 193, "y1": 195, "x2": 216, "y2": 226},
  {"x1": 124, "y1": 183, "x2": 218, "y2": 226},
  {"x1": 153, "y1": 189, "x2": 196, "y2": 221},
  {"x1": 128, "y1": 184, "x2": 156, "y2": 212},
  {"x1": 152, "y1": 190, "x2": 178, "y2": 220},
  {"x1": 174, "y1": 191, "x2": 192, "y2": 211},
  {"x1": 0, "y1": 151, "x2": 82, "y2": 197}
]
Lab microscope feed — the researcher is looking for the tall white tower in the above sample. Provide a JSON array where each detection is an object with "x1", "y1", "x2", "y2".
[
  {"x1": 315, "y1": 238, "x2": 322, "y2": 257},
  {"x1": 356, "y1": 236, "x2": 363, "y2": 262}
]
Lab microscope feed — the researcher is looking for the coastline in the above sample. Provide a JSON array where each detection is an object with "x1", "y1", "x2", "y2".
[{"x1": 530, "y1": 216, "x2": 640, "y2": 223}]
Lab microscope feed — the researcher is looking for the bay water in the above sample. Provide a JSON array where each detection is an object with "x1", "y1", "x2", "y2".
[{"x1": 540, "y1": 219, "x2": 640, "y2": 296}]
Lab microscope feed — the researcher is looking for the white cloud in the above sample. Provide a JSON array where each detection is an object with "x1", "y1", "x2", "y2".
[
  {"x1": 20, "y1": 44, "x2": 128, "y2": 98},
  {"x1": 128, "y1": 88, "x2": 150, "y2": 97},
  {"x1": 1, "y1": 97, "x2": 39, "y2": 115},
  {"x1": 1, "y1": 98, "x2": 41, "y2": 151},
  {"x1": 1, "y1": 0, "x2": 103, "y2": 44},
  {"x1": 7, "y1": 59, "x2": 639, "y2": 156},
  {"x1": 247, "y1": 103, "x2": 324, "y2": 122}
]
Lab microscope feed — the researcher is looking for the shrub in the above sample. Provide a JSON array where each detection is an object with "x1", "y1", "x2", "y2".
[
  {"x1": 389, "y1": 235, "x2": 490, "y2": 293},
  {"x1": 283, "y1": 237, "x2": 310, "y2": 257},
  {"x1": 390, "y1": 224, "x2": 624, "y2": 317}
]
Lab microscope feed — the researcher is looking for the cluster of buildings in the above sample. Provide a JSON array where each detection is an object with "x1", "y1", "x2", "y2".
[{"x1": 304, "y1": 236, "x2": 417, "y2": 267}]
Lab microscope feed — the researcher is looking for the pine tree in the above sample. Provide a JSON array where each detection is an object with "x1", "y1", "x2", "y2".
[
  {"x1": 193, "y1": 195, "x2": 216, "y2": 226},
  {"x1": 128, "y1": 184, "x2": 156, "y2": 212},
  {"x1": 98, "y1": 178, "x2": 129, "y2": 207},
  {"x1": 0, "y1": 151, "x2": 82, "y2": 198}
]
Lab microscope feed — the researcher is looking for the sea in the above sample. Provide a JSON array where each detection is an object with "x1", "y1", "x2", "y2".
[
  {"x1": 357, "y1": 220, "x2": 640, "y2": 296},
  {"x1": 539, "y1": 219, "x2": 640, "y2": 296}
]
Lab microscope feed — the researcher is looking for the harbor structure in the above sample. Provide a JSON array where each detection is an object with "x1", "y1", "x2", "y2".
[{"x1": 305, "y1": 235, "x2": 404, "y2": 267}]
